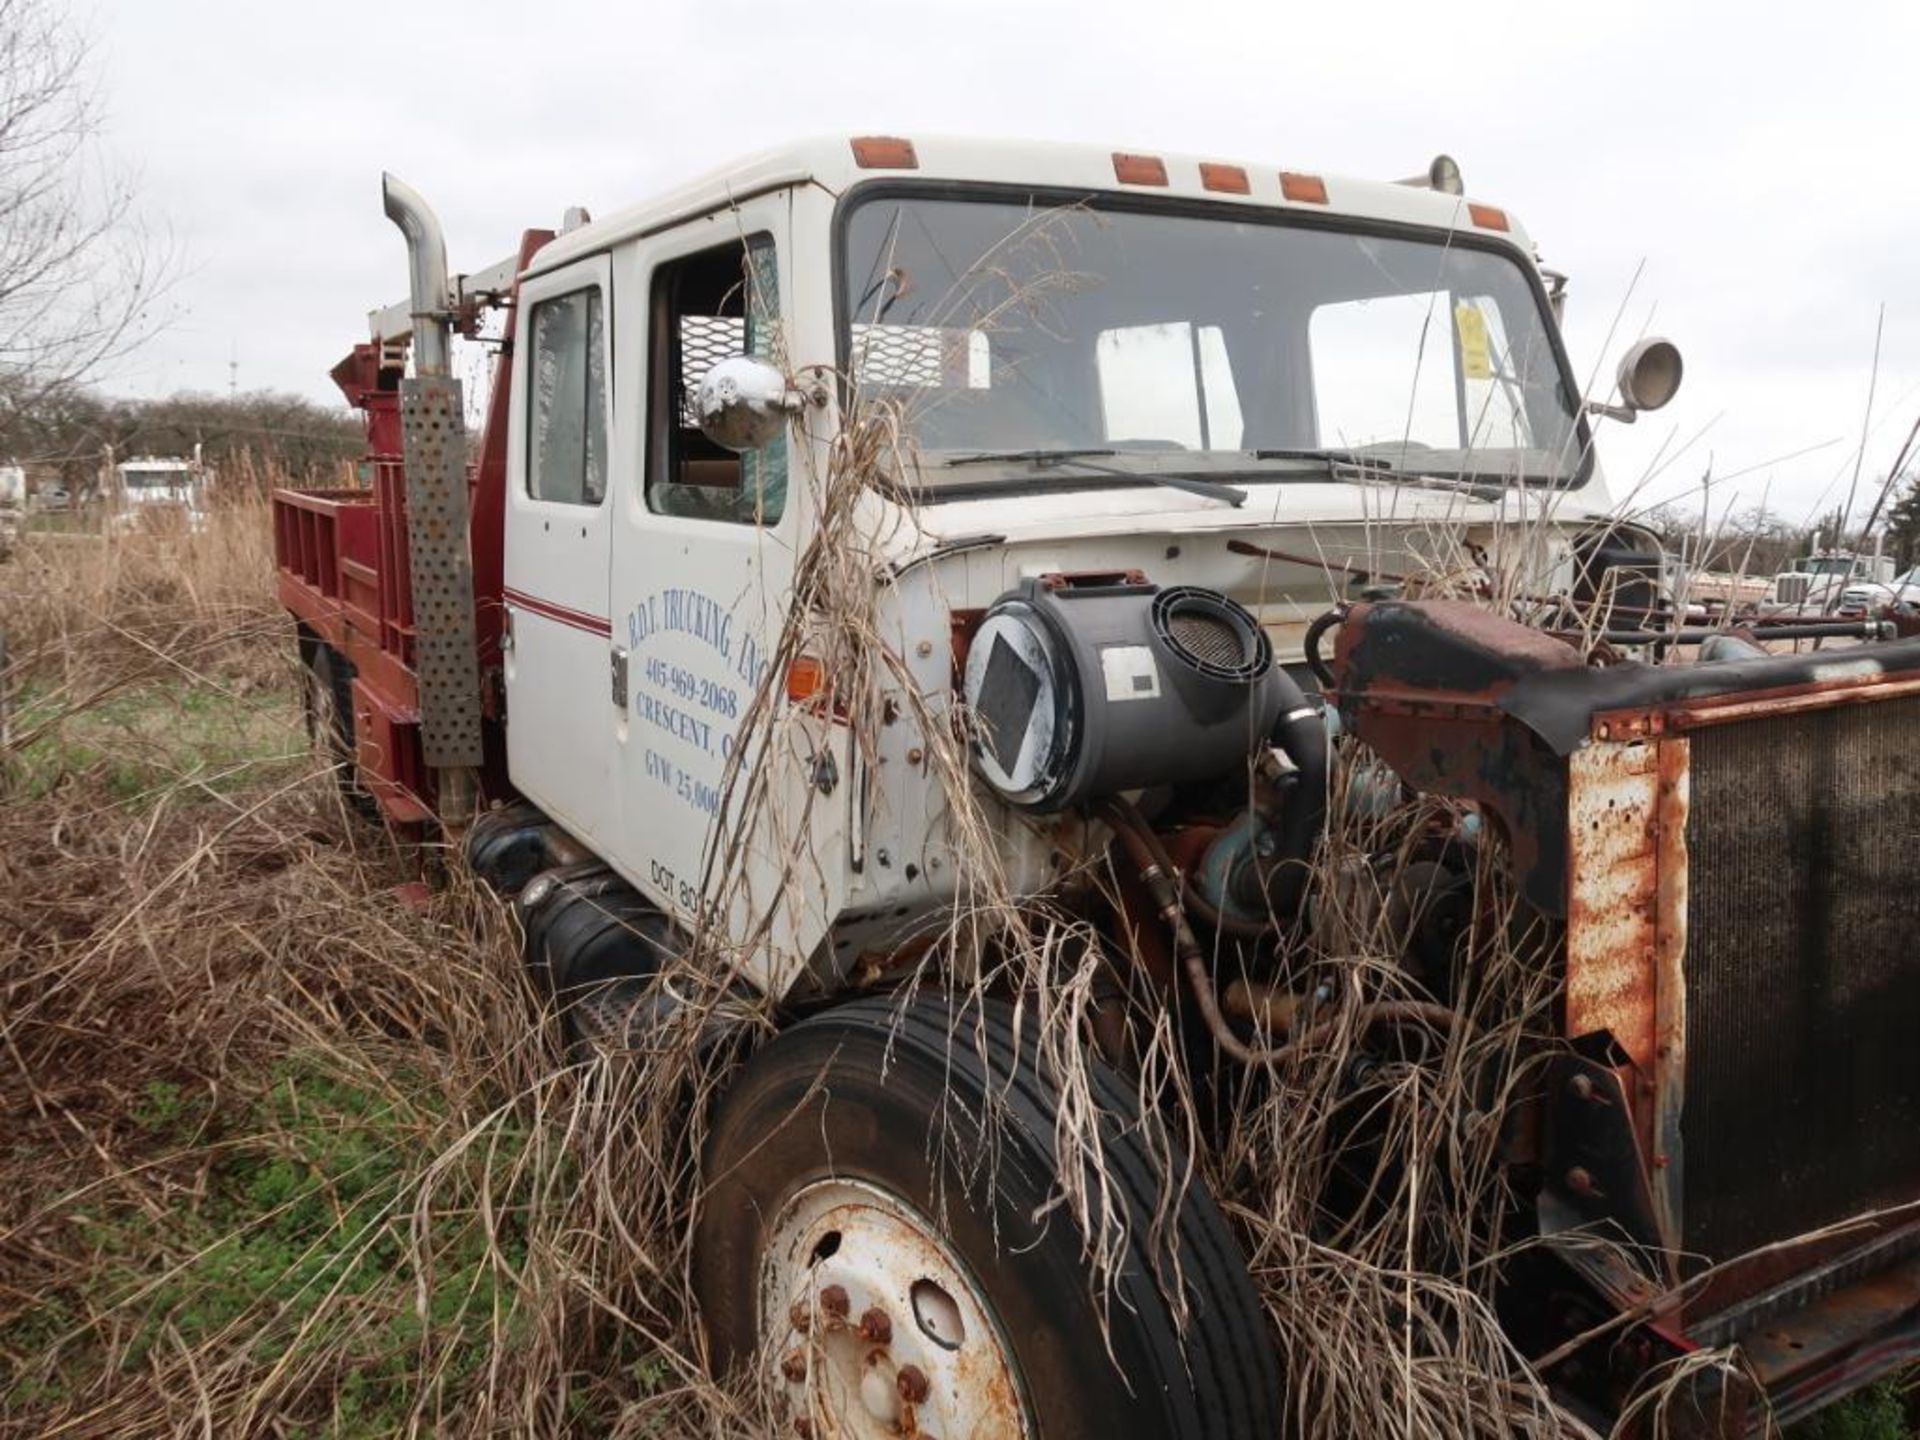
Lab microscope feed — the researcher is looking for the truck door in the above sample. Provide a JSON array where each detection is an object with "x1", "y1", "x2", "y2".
[
  {"x1": 502, "y1": 254, "x2": 616, "y2": 841},
  {"x1": 605, "y1": 194, "x2": 846, "y2": 984}
]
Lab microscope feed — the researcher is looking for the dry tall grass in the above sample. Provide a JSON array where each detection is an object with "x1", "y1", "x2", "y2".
[
  {"x1": 0, "y1": 498, "x2": 753, "y2": 1437},
  {"x1": 0, "y1": 461, "x2": 1894, "y2": 1438}
]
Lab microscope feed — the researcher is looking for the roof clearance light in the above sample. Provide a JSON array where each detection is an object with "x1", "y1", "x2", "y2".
[
  {"x1": 1112, "y1": 152, "x2": 1169, "y2": 186},
  {"x1": 1200, "y1": 162, "x2": 1251, "y2": 195},
  {"x1": 1468, "y1": 202, "x2": 1510, "y2": 232},
  {"x1": 851, "y1": 136, "x2": 919, "y2": 170},
  {"x1": 1279, "y1": 172, "x2": 1329, "y2": 204}
]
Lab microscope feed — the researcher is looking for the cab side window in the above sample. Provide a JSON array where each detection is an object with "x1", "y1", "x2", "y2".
[
  {"x1": 648, "y1": 235, "x2": 785, "y2": 524},
  {"x1": 527, "y1": 288, "x2": 607, "y2": 505}
]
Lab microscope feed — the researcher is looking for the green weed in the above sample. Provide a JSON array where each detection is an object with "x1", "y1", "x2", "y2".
[
  {"x1": 7, "y1": 1054, "x2": 531, "y2": 1436},
  {"x1": 7, "y1": 677, "x2": 302, "y2": 802},
  {"x1": 1788, "y1": 1382, "x2": 1916, "y2": 1440}
]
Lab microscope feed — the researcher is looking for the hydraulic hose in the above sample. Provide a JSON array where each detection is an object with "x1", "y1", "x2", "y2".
[
  {"x1": 1102, "y1": 795, "x2": 1459, "y2": 1068},
  {"x1": 1302, "y1": 606, "x2": 1345, "y2": 691},
  {"x1": 1098, "y1": 802, "x2": 1451, "y2": 1075},
  {"x1": 1101, "y1": 796, "x2": 1274, "y2": 1065},
  {"x1": 1246, "y1": 666, "x2": 1329, "y2": 920}
]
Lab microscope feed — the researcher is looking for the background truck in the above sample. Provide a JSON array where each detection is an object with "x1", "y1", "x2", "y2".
[
  {"x1": 110, "y1": 448, "x2": 209, "y2": 531},
  {"x1": 274, "y1": 137, "x2": 1919, "y2": 1436},
  {"x1": 0, "y1": 463, "x2": 21, "y2": 560},
  {"x1": 1766, "y1": 547, "x2": 1894, "y2": 612}
]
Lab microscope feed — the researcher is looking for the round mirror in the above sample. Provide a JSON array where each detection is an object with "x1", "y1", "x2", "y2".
[
  {"x1": 695, "y1": 355, "x2": 792, "y2": 452},
  {"x1": 1617, "y1": 337, "x2": 1683, "y2": 412}
]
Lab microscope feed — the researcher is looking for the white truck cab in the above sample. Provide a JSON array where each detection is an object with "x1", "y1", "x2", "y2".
[
  {"x1": 0, "y1": 464, "x2": 22, "y2": 560},
  {"x1": 112, "y1": 452, "x2": 208, "y2": 530},
  {"x1": 488, "y1": 135, "x2": 1675, "y2": 996},
  {"x1": 1765, "y1": 547, "x2": 1893, "y2": 612}
]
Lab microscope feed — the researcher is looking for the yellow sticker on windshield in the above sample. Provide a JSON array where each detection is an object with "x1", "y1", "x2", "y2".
[{"x1": 1456, "y1": 303, "x2": 1493, "y2": 381}]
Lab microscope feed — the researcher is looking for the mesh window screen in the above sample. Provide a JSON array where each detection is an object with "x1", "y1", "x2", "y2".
[{"x1": 650, "y1": 234, "x2": 786, "y2": 525}]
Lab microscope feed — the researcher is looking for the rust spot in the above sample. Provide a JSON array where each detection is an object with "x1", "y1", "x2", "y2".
[
  {"x1": 948, "y1": 608, "x2": 984, "y2": 689},
  {"x1": 1565, "y1": 740, "x2": 1660, "y2": 1071},
  {"x1": 1565, "y1": 1166, "x2": 1603, "y2": 1199}
]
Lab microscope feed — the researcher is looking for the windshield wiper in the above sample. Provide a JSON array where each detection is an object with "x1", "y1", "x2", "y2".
[
  {"x1": 944, "y1": 447, "x2": 1117, "y2": 468},
  {"x1": 1253, "y1": 446, "x2": 1397, "y2": 471},
  {"x1": 943, "y1": 448, "x2": 1246, "y2": 507},
  {"x1": 1253, "y1": 446, "x2": 1514, "y2": 498}
]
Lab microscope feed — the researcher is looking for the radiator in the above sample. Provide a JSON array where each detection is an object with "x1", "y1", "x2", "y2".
[{"x1": 1681, "y1": 694, "x2": 1920, "y2": 1262}]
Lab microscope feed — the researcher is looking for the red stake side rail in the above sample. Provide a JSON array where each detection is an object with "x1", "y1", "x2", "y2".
[{"x1": 273, "y1": 228, "x2": 553, "y2": 825}]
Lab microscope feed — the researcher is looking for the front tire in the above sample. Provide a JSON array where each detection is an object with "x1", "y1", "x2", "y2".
[{"x1": 694, "y1": 993, "x2": 1280, "y2": 1439}]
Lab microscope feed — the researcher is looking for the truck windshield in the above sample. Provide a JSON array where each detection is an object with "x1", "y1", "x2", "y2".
[
  {"x1": 840, "y1": 193, "x2": 1590, "y2": 495},
  {"x1": 123, "y1": 469, "x2": 183, "y2": 489}
]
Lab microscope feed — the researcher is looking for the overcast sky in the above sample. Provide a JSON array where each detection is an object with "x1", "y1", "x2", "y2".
[{"x1": 73, "y1": 0, "x2": 1920, "y2": 522}]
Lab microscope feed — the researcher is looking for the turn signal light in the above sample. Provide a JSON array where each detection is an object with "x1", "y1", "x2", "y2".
[
  {"x1": 1468, "y1": 202, "x2": 1510, "y2": 232},
  {"x1": 787, "y1": 655, "x2": 828, "y2": 704}
]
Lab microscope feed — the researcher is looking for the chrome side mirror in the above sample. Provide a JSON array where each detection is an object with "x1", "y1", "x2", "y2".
[
  {"x1": 695, "y1": 356, "x2": 803, "y2": 452},
  {"x1": 1587, "y1": 337, "x2": 1683, "y2": 424}
]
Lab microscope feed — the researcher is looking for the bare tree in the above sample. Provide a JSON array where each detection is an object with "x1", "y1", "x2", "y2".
[{"x1": 0, "y1": 0, "x2": 162, "y2": 418}]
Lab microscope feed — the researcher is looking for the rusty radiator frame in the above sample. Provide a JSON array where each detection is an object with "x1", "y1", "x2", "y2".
[{"x1": 1328, "y1": 599, "x2": 1920, "y2": 1417}]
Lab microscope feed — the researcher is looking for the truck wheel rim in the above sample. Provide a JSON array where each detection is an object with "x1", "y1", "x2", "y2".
[{"x1": 760, "y1": 1177, "x2": 1031, "y2": 1439}]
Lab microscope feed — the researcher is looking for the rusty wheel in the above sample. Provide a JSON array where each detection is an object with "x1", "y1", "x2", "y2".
[{"x1": 694, "y1": 993, "x2": 1281, "y2": 1439}]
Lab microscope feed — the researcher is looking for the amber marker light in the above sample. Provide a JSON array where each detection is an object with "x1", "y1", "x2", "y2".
[
  {"x1": 1468, "y1": 203, "x2": 1511, "y2": 232},
  {"x1": 1200, "y1": 163, "x2": 1251, "y2": 195},
  {"x1": 851, "y1": 136, "x2": 919, "y2": 170},
  {"x1": 786, "y1": 655, "x2": 828, "y2": 705},
  {"x1": 1279, "y1": 172, "x2": 1329, "y2": 204},
  {"x1": 1112, "y1": 152, "x2": 1169, "y2": 186}
]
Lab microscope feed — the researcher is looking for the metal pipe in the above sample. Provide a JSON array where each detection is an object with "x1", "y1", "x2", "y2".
[
  {"x1": 1249, "y1": 680, "x2": 1329, "y2": 920},
  {"x1": 381, "y1": 172, "x2": 452, "y2": 378},
  {"x1": 1589, "y1": 621, "x2": 1893, "y2": 647}
]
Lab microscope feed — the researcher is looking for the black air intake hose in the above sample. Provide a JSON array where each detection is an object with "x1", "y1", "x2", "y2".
[{"x1": 1238, "y1": 666, "x2": 1328, "y2": 918}]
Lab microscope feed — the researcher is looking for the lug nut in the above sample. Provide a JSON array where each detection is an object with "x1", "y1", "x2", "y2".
[
  {"x1": 1566, "y1": 1166, "x2": 1604, "y2": 1199},
  {"x1": 780, "y1": 1350, "x2": 808, "y2": 1383},
  {"x1": 897, "y1": 1363, "x2": 930, "y2": 1404},
  {"x1": 789, "y1": 1298, "x2": 812, "y2": 1333},
  {"x1": 857, "y1": 1305, "x2": 893, "y2": 1345},
  {"x1": 819, "y1": 1284, "x2": 851, "y2": 1320}
]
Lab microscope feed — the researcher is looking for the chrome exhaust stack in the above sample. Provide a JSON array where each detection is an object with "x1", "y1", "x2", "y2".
[
  {"x1": 381, "y1": 172, "x2": 453, "y2": 378},
  {"x1": 381, "y1": 172, "x2": 480, "y2": 824}
]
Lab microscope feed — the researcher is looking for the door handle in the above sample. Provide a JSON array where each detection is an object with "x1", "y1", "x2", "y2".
[{"x1": 610, "y1": 647, "x2": 629, "y2": 709}]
